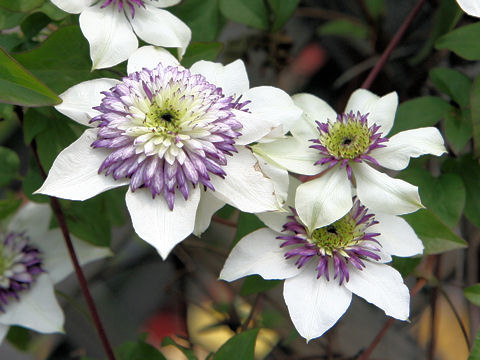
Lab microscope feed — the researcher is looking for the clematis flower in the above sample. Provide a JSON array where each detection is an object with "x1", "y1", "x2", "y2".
[
  {"x1": 254, "y1": 89, "x2": 446, "y2": 231},
  {"x1": 0, "y1": 202, "x2": 111, "y2": 343},
  {"x1": 456, "y1": 0, "x2": 480, "y2": 17},
  {"x1": 49, "y1": 0, "x2": 191, "y2": 69},
  {"x1": 220, "y1": 196, "x2": 424, "y2": 341},
  {"x1": 36, "y1": 46, "x2": 302, "y2": 259}
]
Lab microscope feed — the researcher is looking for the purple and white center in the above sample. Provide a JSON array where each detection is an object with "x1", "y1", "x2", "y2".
[{"x1": 91, "y1": 63, "x2": 244, "y2": 210}]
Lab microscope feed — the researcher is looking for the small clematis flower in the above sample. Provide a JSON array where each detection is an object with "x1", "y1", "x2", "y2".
[
  {"x1": 254, "y1": 89, "x2": 446, "y2": 231},
  {"x1": 36, "y1": 46, "x2": 302, "y2": 259},
  {"x1": 49, "y1": 0, "x2": 191, "y2": 69},
  {"x1": 456, "y1": 0, "x2": 480, "y2": 17},
  {"x1": 0, "y1": 202, "x2": 111, "y2": 343},
  {"x1": 220, "y1": 195, "x2": 424, "y2": 342}
]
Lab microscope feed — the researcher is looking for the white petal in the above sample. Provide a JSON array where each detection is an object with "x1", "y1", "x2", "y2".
[
  {"x1": 125, "y1": 187, "x2": 200, "y2": 259},
  {"x1": 193, "y1": 189, "x2": 225, "y2": 236},
  {"x1": 129, "y1": 5, "x2": 191, "y2": 58},
  {"x1": 210, "y1": 148, "x2": 278, "y2": 213},
  {"x1": 38, "y1": 230, "x2": 112, "y2": 284},
  {"x1": 143, "y1": 0, "x2": 181, "y2": 7},
  {"x1": 127, "y1": 45, "x2": 180, "y2": 74},
  {"x1": 371, "y1": 127, "x2": 446, "y2": 171},
  {"x1": 345, "y1": 90, "x2": 398, "y2": 135},
  {"x1": 0, "y1": 274, "x2": 64, "y2": 334},
  {"x1": 219, "y1": 228, "x2": 300, "y2": 281},
  {"x1": 291, "y1": 93, "x2": 337, "y2": 141},
  {"x1": 0, "y1": 325, "x2": 8, "y2": 344},
  {"x1": 56, "y1": 78, "x2": 120, "y2": 126},
  {"x1": 189, "y1": 59, "x2": 250, "y2": 97},
  {"x1": 80, "y1": 4, "x2": 138, "y2": 70},
  {"x1": 254, "y1": 153, "x2": 289, "y2": 208},
  {"x1": 50, "y1": 0, "x2": 94, "y2": 14},
  {"x1": 344, "y1": 263, "x2": 410, "y2": 320},
  {"x1": 284, "y1": 264, "x2": 352, "y2": 342},
  {"x1": 35, "y1": 129, "x2": 129, "y2": 201},
  {"x1": 295, "y1": 169, "x2": 352, "y2": 231},
  {"x1": 352, "y1": 162, "x2": 423, "y2": 215},
  {"x1": 456, "y1": 0, "x2": 480, "y2": 17},
  {"x1": 7, "y1": 202, "x2": 51, "y2": 237},
  {"x1": 254, "y1": 137, "x2": 320, "y2": 176},
  {"x1": 371, "y1": 213, "x2": 424, "y2": 258},
  {"x1": 234, "y1": 86, "x2": 302, "y2": 145}
]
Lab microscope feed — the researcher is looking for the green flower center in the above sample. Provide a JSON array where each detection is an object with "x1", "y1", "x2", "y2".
[
  {"x1": 321, "y1": 118, "x2": 372, "y2": 159},
  {"x1": 144, "y1": 102, "x2": 182, "y2": 137}
]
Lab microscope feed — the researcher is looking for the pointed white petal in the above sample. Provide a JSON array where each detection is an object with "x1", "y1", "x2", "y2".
[
  {"x1": 127, "y1": 45, "x2": 180, "y2": 74},
  {"x1": 254, "y1": 153, "x2": 290, "y2": 208},
  {"x1": 345, "y1": 263, "x2": 410, "y2": 320},
  {"x1": 291, "y1": 93, "x2": 337, "y2": 141},
  {"x1": 353, "y1": 162, "x2": 422, "y2": 215},
  {"x1": 371, "y1": 127, "x2": 446, "y2": 171},
  {"x1": 233, "y1": 86, "x2": 302, "y2": 145},
  {"x1": 38, "y1": 230, "x2": 112, "y2": 284},
  {"x1": 56, "y1": 78, "x2": 120, "y2": 126},
  {"x1": 0, "y1": 324, "x2": 8, "y2": 344},
  {"x1": 219, "y1": 228, "x2": 300, "y2": 281},
  {"x1": 371, "y1": 213, "x2": 424, "y2": 258},
  {"x1": 80, "y1": 4, "x2": 138, "y2": 70},
  {"x1": 284, "y1": 264, "x2": 352, "y2": 341},
  {"x1": 189, "y1": 59, "x2": 249, "y2": 97},
  {"x1": 296, "y1": 169, "x2": 352, "y2": 231},
  {"x1": 193, "y1": 189, "x2": 225, "y2": 236},
  {"x1": 130, "y1": 5, "x2": 191, "y2": 58},
  {"x1": 0, "y1": 275, "x2": 64, "y2": 334},
  {"x1": 143, "y1": 0, "x2": 181, "y2": 7},
  {"x1": 7, "y1": 202, "x2": 51, "y2": 237},
  {"x1": 125, "y1": 187, "x2": 200, "y2": 259},
  {"x1": 210, "y1": 147, "x2": 279, "y2": 213},
  {"x1": 345, "y1": 90, "x2": 398, "y2": 135},
  {"x1": 456, "y1": 0, "x2": 480, "y2": 17},
  {"x1": 254, "y1": 137, "x2": 320, "y2": 176},
  {"x1": 50, "y1": 0, "x2": 94, "y2": 14},
  {"x1": 35, "y1": 129, "x2": 129, "y2": 201}
]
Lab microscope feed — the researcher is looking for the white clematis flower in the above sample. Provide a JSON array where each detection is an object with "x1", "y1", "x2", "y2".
[
  {"x1": 36, "y1": 46, "x2": 302, "y2": 259},
  {"x1": 254, "y1": 89, "x2": 446, "y2": 231},
  {"x1": 220, "y1": 194, "x2": 424, "y2": 342},
  {"x1": 0, "y1": 202, "x2": 111, "y2": 343},
  {"x1": 456, "y1": 0, "x2": 480, "y2": 17},
  {"x1": 49, "y1": 0, "x2": 191, "y2": 69}
]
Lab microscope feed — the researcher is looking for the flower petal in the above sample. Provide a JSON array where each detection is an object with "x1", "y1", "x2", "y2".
[
  {"x1": 371, "y1": 127, "x2": 446, "y2": 171},
  {"x1": 125, "y1": 187, "x2": 200, "y2": 259},
  {"x1": 38, "y1": 230, "x2": 112, "y2": 284},
  {"x1": 254, "y1": 137, "x2": 320, "y2": 176},
  {"x1": 254, "y1": 153, "x2": 290, "y2": 208},
  {"x1": 210, "y1": 147, "x2": 279, "y2": 213},
  {"x1": 296, "y1": 168, "x2": 352, "y2": 231},
  {"x1": 219, "y1": 228, "x2": 300, "y2": 281},
  {"x1": 344, "y1": 262, "x2": 410, "y2": 320},
  {"x1": 284, "y1": 264, "x2": 352, "y2": 341},
  {"x1": 371, "y1": 212, "x2": 424, "y2": 258},
  {"x1": 35, "y1": 129, "x2": 129, "y2": 201},
  {"x1": 352, "y1": 162, "x2": 423, "y2": 215},
  {"x1": 345, "y1": 89, "x2": 398, "y2": 135},
  {"x1": 7, "y1": 202, "x2": 51, "y2": 238},
  {"x1": 189, "y1": 59, "x2": 250, "y2": 98},
  {"x1": 127, "y1": 45, "x2": 180, "y2": 74},
  {"x1": 193, "y1": 189, "x2": 225, "y2": 236},
  {"x1": 456, "y1": 0, "x2": 480, "y2": 17},
  {"x1": 56, "y1": 78, "x2": 120, "y2": 126},
  {"x1": 50, "y1": 0, "x2": 94, "y2": 14},
  {"x1": 80, "y1": 3, "x2": 138, "y2": 69},
  {"x1": 129, "y1": 5, "x2": 191, "y2": 58},
  {"x1": 0, "y1": 274, "x2": 64, "y2": 334},
  {"x1": 291, "y1": 93, "x2": 337, "y2": 141}
]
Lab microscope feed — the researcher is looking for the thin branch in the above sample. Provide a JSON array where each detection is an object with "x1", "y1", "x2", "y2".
[
  {"x1": 241, "y1": 293, "x2": 262, "y2": 331},
  {"x1": 428, "y1": 256, "x2": 440, "y2": 360},
  {"x1": 438, "y1": 286, "x2": 471, "y2": 350}
]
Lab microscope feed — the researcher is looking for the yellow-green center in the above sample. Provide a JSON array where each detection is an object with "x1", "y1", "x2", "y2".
[
  {"x1": 144, "y1": 102, "x2": 182, "y2": 136},
  {"x1": 321, "y1": 119, "x2": 372, "y2": 159}
]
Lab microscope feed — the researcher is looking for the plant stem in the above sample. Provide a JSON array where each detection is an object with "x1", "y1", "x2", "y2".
[{"x1": 361, "y1": 0, "x2": 427, "y2": 89}]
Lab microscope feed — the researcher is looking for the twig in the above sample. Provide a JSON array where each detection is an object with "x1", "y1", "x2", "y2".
[
  {"x1": 428, "y1": 256, "x2": 440, "y2": 360},
  {"x1": 241, "y1": 293, "x2": 262, "y2": 331},
  {"x1": 438, "y1": 286, "x2": 471, "y2": 350}
]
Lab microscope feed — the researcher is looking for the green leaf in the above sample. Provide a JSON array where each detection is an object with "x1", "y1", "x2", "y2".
[
  {"x1": 444, "y1": 107, "x2": 472, "y2": 154},
  {"x1": 240, "y1": 275, "x2": 281, "y2": 296},
  {"x1": 233, "y1": 212, "x2": 265, "y2": 247},
  {"x1": 429, "y1": 67, "x2": 472, "y2": 108},
  {"x1": 0, "y1": 33, "x2": 22, "y2": 52},
  {"x1": 219, "y1": 0, "x2": 269, "y2": 30},
  {"x1": 391, "y1": 257, "x2": 422, "y2": 277},
  {"x1": 436, "y1": 22, "x2": 480, "y2": 60},
  {"x1": 21, "y1": 12, "x2": 51, "y2": 39},
  {"x1": 181, "y1": 42, "x2": 223, "y2": 68},
  {"x1": 402, "y1": 209, "x2": 467, "y2": 254},
  {"x1": 318, "y1": 19, "x2": 369, "y2": 39},
  {"x1": 268, "y1": 0, "x2": 300, "y2": 32},
  {"x1": 213, "y1": 328, "x2": 259, "y2": 360},
  {"x1": 161, "y1": 337, "x2": 197, "y2": 360},
  {"x1": 117, "y1": 339, "x2": 167, "y2": 360},
  {"x1": 0, "y1": 146, "x2": 19, "y2": 186},
  {"x1": 0, "y1": 197, "x2": 22, "y2": 219},
  {"x1": 0, "y1": 0, "x2": 44, "y2": 12},
  {"x1": 465, "y1": 284, "x2": 480, "y2": 306},
  {"x1": 365, "y1": 0, "x2": 385, "y2": 19},
  {"x1": 469, "y1": 327, "x2": 480, "y2": 360},
  {"x1": 0, "y1": 7, "x2": 26, "y2": 29},
  {"x1": 0, "y1": 47, "x2": 61, "y2": 106},
  {"x1": 471, "y1": 74, "x2": 480, "y2": 158},
  {"x1": 36, "y1": 1, "x2": 69, "y2": 21},
  {"x1": 22, "y1": 158, "x2": 49, "y2": 203},
  {"x1": 390, "y1": 96, "x2": 450, "y2": 135},
  {"x1": 6, "y1": 326, "x2": 31, "y2": 351}
]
